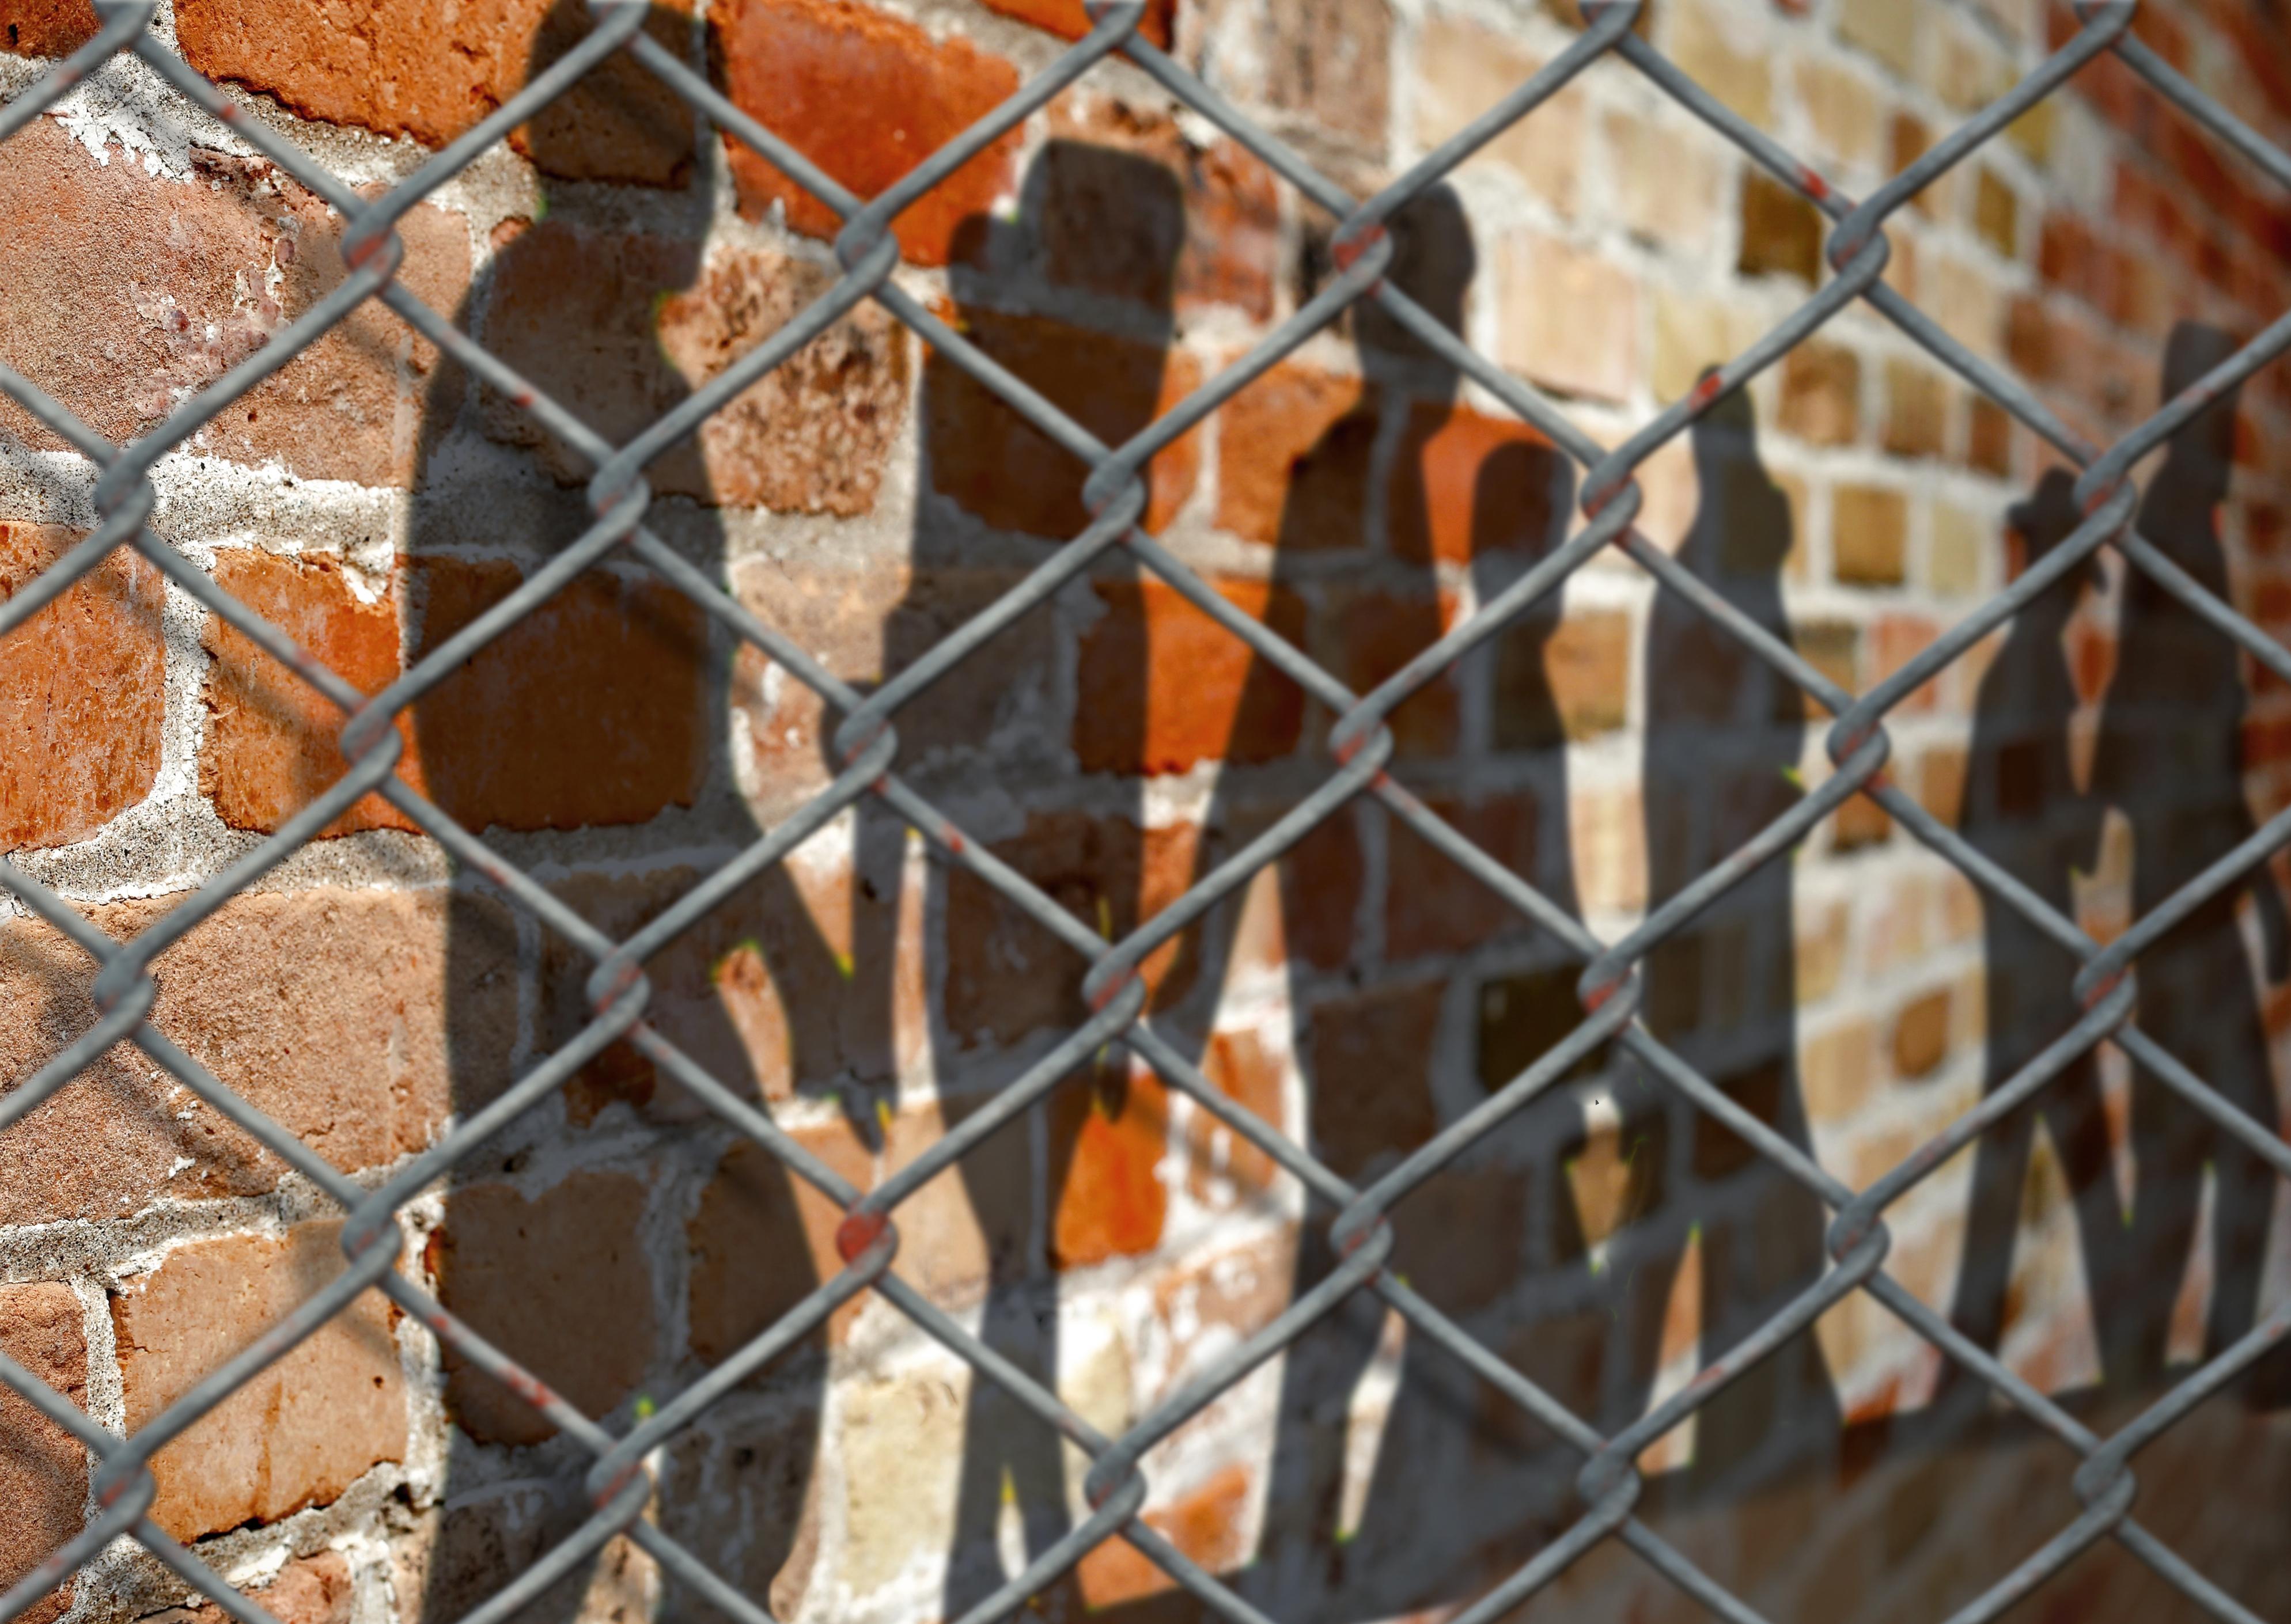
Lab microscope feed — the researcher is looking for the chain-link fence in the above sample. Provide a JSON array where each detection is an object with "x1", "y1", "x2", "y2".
[{"x1": 3, "y1": 0, "x2": 2290, "y2": 1620}]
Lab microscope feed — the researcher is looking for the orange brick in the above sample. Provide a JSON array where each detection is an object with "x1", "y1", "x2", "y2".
[
  {"x1": 203, "y1": 551, "x2": 416, "y2": 837},
  {"x1": 1, "y1": 522, "x2": 164, "y2": 852},
  {"x1": 0, "y1": 1284, "x2": 86, "y2": 1624},
  {"x1": 115, "y1": 1223, "x2": 404, "y2": 1539},
  {"x1": 1051, "y1": 1071, "x2": 1172, "y2": 1269},
  {"x1": 716, "y1": 0, "x2": 1022, "y2": 267},
  {"x1": 1075, "y1": 578, "x2": 1308, "y2": 776},
  {"x1": 1, "y1": 0, "x2": 96, "y2": 55}
]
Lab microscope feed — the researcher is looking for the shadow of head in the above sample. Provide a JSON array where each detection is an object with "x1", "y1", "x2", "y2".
[
  {"x1": 1354, "y1": 185, "x2": 1476, "y2": 393},
  {"x1": 2008, "y1": 467, "x2": 2103, "y2": 597},
  {"x1": 1688, "y1": 378, "x2": 1792, "y2": 583},
  {"x1": 514, "y1": 0, "x2": 707, "y2": 191},
  {"x1": 2159, "y1": 320, "x2": 2244, "y2": 500},
  {"x1": 951, "y1": 138, "x2": 1188, "y2": 320}
]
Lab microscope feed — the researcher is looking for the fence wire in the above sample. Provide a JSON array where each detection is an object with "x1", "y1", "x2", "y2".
[{"x1": 1, "y1": 0, "x2": 2289, "y2": 1619}]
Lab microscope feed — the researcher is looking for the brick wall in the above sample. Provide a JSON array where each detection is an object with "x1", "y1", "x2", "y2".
[{"x1": 3, "y1": 0, "x2": 2291, "y2": 1621}]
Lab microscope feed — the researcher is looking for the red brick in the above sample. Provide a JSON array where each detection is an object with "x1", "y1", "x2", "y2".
[
  {"x1": 408, "y1": 558, "x2": 707, "y2": 833},
  {"x1": 1222, "y1": 797, "x2": 1366, "y2": 977},
  {"x1": 0, "y1": 1284, "x2": 86, "y2": 1624},
  {"x1": 0, "y1": 886, "x2": 514, "y2": 1226},
  {"x1": 1050, "y1": 1071, "x2": 1172, "y2": 1269},
  {"x1": 1, "y1": 522, "x2": 164, "y2": 852},
  {"x1": 177, "y1": 0, "x2": 696, "y2": 182},
  {"x1": 428, "y1": 1174, "x2": 656, "y2": 1445},
  {"x1": 0, "y1": 128, "x2": 468, "y2": 483},
  {"x1": 1047, "y1": 99, "x2": 1281, "y2": 322},
  {"x1": 1, "y1": 0, "x2": 95, "y2": 55},
  {"x1": 1076, "y1": 1464, "x2": 1252, "y2": 1606},
  {"x1": 983, "y1": 0, "x2": 1173, "y2": 48},
  {"x1": 1216, "y1": 363, "x2": 1368, "y2": 547},
  {"x1": 114, "y1": 1222, "x2": 404, "y2": 1540},
  {"x1": 716, "y1": 0, "x2": 1023, "y2": 268},
  {"x1": 923, "y1": 308, "x2": 1199, "y2": 538},
  {"x1": 202, "y1": 551, "x2": 415, "y2": 837},
  {"x1": 482, "y1": 222, "x2": 910, "y2": 515},
  {"x1": 942, "y1": 813, "x2": 1205, "y2": 1049},
  {"x1": 1384, "y1": 792, "x2": 1538, "y2": 961},
  {"x1": 1074, "y1": 578, "x2": 1308, "y2": 776}
]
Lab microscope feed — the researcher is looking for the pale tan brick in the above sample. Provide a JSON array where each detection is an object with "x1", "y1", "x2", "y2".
[{"x1": 1499, "y1": 232, "x2": 1641, "y2": 403}]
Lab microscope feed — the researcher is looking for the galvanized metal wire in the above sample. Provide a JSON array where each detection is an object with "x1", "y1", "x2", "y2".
[{"x1": 2, "y1": 0, "x2": 2289, "y2": 1620}]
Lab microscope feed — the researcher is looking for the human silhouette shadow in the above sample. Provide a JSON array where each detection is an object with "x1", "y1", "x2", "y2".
[
  {"x1": 2093, "y1": 321, "x2": 2290, "y2": 1406},
  {"x1": 1605, "y1": 385, "x2": 1842, "y2": 1505},
  {"x1": 1937, "y1": 469, "x2": 2128, "y2": 1416},
  {"x1": 866, "y1": 142, "x2": 1192, "y2": 1621},
  {"x1": 407, "y1": 5, "x2": 850, "y2": 1619}
]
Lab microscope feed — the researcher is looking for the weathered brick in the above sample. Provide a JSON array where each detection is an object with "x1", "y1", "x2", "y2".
[
  {"x1": 0, "y1": 886, "x2": 514, "y2": 1226},
  {"x1": 942, "y1": 813, "x2": 1205, "y2": 1049},
  {"x1": 1653, "y1": 290, "x2": 1759, "y2": 405},
  {"x1": 1800, "y1": 1016, "x2": 1876, "y2": 1121},
  {"x1": 203, "y1": 550, "x2": 415, "y2": 837},
  {"x1": 1, "y1": 522, "x2": 164, "y2": 852},
  {"x1": 162, "y1": 1554, "x2": 353, "y2": 1624},
  {"x1": 0, "y1": 125, "x2": 468, "y2": 484},
  {"x1": 923, "y1": 308, "x2": 1199, "y2": 538},
  {"x1": 1834, "y1": 788, "x2": 1892, "y2": 851},
  {"x1": 1884, "y1": 358, "x2": 1951, "y2": 460},
  {"x1": 1499, "y1": 230, "x2": 1641, "y2": 403},
  {"x1": 716, "y1": 0, "x2": 1022, "y2": 267},
  {"x1": 1050, "y1": 1070, "x2": 1172, "y2": 1268},
  {"x1": 1317, "y1": 583, "x2": 1460, "y2": 760},
  {"x1": 1739, "y1": 169, "x2": 1825, "y2": 283},
  {"x1": 177, "y1": 0, "x2": 697, "y2": 181},
  {"x1": 482, "y1": 222, "x2": 910, "y2": 515},
  {"x1": 1778, "y1": 341, "x2": 1862, "y2": 446},
  {"x1": 114, "y1": 1221, "x2": 405, "y2": 1539},
  {"x1": 1264, "y1": 0, "x2": 1391, "y2": 147},
  {"x1": 1, "y1": 0, "x2": 96, "y2": 55},
  {"x1": 0, "y1": 1284, "x2": 87, "y2": 1624},
  {"x1": 1834, "y1": 485, "x2": 1910, "y2": 586},
  {"x1": 429, "y1": 1174, "x2": 656, "y2": 1445},
  {"x1": 1797, "y1": 897, "x2": 1851, "y2": 1003},
  {"x1": 409, "y1": 558, "x2": 707, "y2": 833},
  {"x1": 687, "y1": 1132, "x2": 850, "y2": 1358},
  {"x1": 1968, "y1": 395, "x2": 2016, "y2": 477},
  {"x1": 1416, "y1": 16, "x2": 1584, "y2": 214},
  {"x1": 1075, "y1": 1464, "x2": 1252, "y2": 1606},
  {"x1": 1308, "y1": 980, "x2": 1442, "y2": 1181},
  {"x1": 1075, "y1": 578, "x2": 1307, "y2": 776},
  {"x1": 1891, "y1": 988, "x2": 1953, "y2": 1078},
  {"x1": 1542, "y1": 610, "x2": 1633, "y2": 742}
]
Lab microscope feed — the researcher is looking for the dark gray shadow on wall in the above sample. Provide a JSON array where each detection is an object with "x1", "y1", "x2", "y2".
[
  {"x1": 2092, "y1": 321, "x2": 2290, "y2": 1407},
  {"x1": 874, "y1": 143, "x2": 1192, "y2": 1623},
  {"x1": 1608, "y1": 386, "x2": 1842, "y2": 1505},
  {"x1": 1936, "y1": 469, "x2": 2125, "y2": 1418},
  {"x1": 411, "y1": 6, "x2": 842, "y2": 1621}
]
